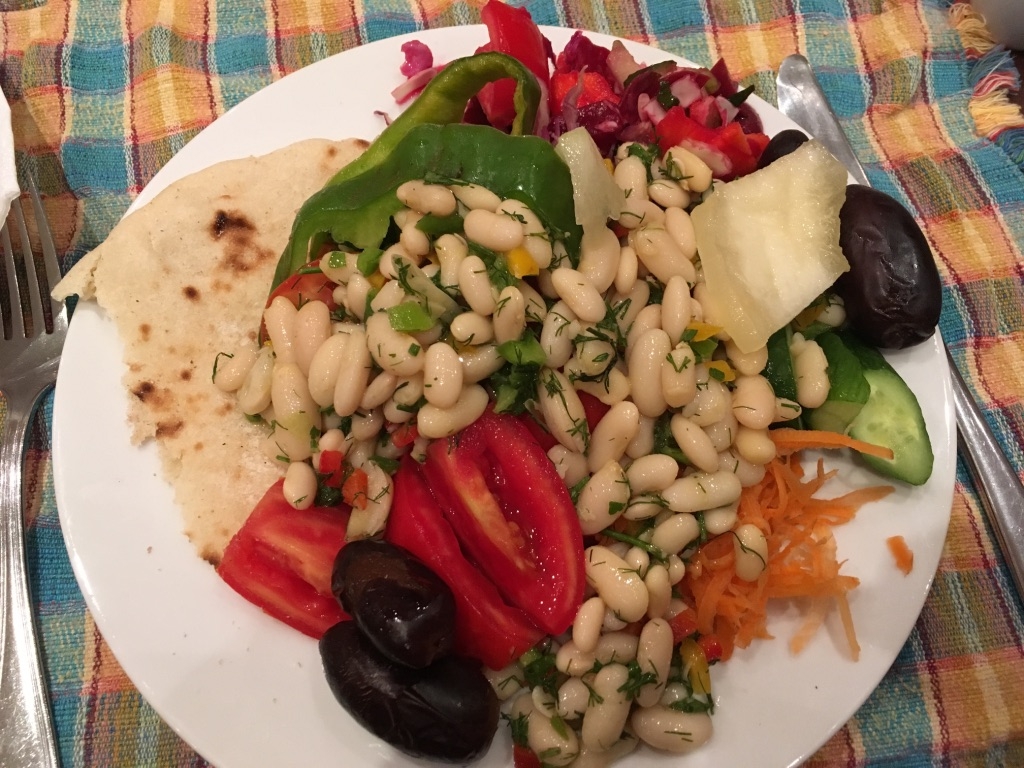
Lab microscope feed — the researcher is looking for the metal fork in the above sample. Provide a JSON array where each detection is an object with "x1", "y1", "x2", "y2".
[{"x1": 0, "y1": 177, "x2": 65, "y2": 767}]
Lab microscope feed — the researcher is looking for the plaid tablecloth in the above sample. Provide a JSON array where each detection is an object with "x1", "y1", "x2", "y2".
[{"x1": 1, "y1": 0, "x2": 1022, "y2": 765}]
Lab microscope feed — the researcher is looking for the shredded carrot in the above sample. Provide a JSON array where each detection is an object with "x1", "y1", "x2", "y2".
[
  {"x1": 342, "y1": 467, "x2": 369, "y2": 509},
  {"x1": 680, "y1": 452, "x2": 894, "y2": 662},
  {"x1": 770, "y1": 427, "x2": 896, "y2": 461},
  {"x1": 886, "y1": 535, "x2": 915, "y2": 575}
]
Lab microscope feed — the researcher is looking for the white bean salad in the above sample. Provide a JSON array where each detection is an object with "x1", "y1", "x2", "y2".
[{"x1": 213, "y1": 133, "x2": 844, "y2": 763}]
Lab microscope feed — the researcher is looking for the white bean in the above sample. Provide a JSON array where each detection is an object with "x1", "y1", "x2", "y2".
[
  {"x1": 791, "y1": 333, "x2": 830, "y2": 408},
  {"x1": 365, "y1": 311, "x2": 426, "y2": 377},
  {"x1": 610, "y1": 280, "x2": 650, "y2": 339},
  {"x1": 582, "y1": 664, "x2": 632, "y2": 752},
  {"x1": 635, "y1": 618, "x2": 673, "y2": 707},
  {"x1": 213, "y1": 344, "x2": 258, "y2": 393},
  {"x1": 665, "y1": 146, "x2": 713, "y2": 193},
  {"x1": 263, "y1": 295, "x2": 298, "y2": 363},
  {"x1": 346, "y1": 462, "x2": 393, "y2": 539},
  {"x1": 734, "y1": 523, "x2": 769, "y2": 582},
  {"x1": 725, "y1": 339, "x2": 768, "y2": 376},
  {"x1": 493, "y1": 285, "x2": 526, "y2": 345},
  {"x1": 731, "y1": 374, "x2": 777, "y2": 430},
  {"x1": 459, "y1": 343, "x2": 505, "y2": 383},
  {"x1": 451, "y1": 182, "x2": 500, "y2": 212},
  {"x1": 588, "y1": 402, "x2": 641, "y2": 473},
  {"x1": 572, "y1": 596, "x2": 606, "y2": 654},
  {"x1": 680, "y1": 367, "x2": 730, "y2": 426},
  {"x1": 416, "y1": 384, "x2": 489, "y2": 438},
  {"x1": 537, "y1": 368, "x2": 589, "y2": 453},
  {"x1": 540, "y1": 300, "x2": 579, "y2": 369},
  {"x1": 396, "y1": 179, "x2": 457, "y2": 216},
  {"x1": 585, "y1": 546, "x2": 648, "y2": 623},
  {"x1": 625, "y1": 414, "x2": 656, "y2": 459},
  {"x1": 369, "y1": 280, "x2": 406, "y2": 313},
  {"x1": 644, "y1": 565, "x2": 672, "y2": 622},
  {"x1": 631, "y1": 706, "x2": 713, "y2": 753},
  {"x1": 528, "y1": 706, "x2": 579, "y2": 767},
  {"x1": 703, "y1": 410, "x2": 739, "y2": 452},
  {"x1": 718, "y1": 448, "x2": 767, "y2": 487},
  {"x1": 670, "y1": 413, "x2": 720, "y2": 473},
  {"x1": 350, "y1": 408, "x2": 383, "y2": 442},
  {"x1": 463, "y1": 208, "x2": 525, "y2": 252},
  {"x1": 577, "y1": 461, "x2": 630, "y2": 536},
  {"x1": 648, "y1": 178, "x2": 689, "y2": 209},
  {"x1": 614, "y1": 244, "x2": 639, "y2": 294},
  {"x1": 649, "y1": 513, "x2": 700, "y2": 556},
  {"x1": 570, "y1": 363, "x2": 632, "y2": 406},
  {"x1": 499, "y1": 199, "x2": 553, "y2": 269},
  {"x1": 661, "y1": 471, "x2": 742, "y2": 514},
  {"x1": 664, "y1": 205, "x2": 698, "y2": 261},
  {"x1": 345, "y1": 272, "x2": 372, "y2": 320},
  {"x1": 555, "y1": 640, "x2": 598, "y2": 676},
  {"x1": 236, "y1": 346, "x2": 275, "y2": 415},
  {"x1": 625, "y1": 546, "x2": 650, "y2": 579},
  {"x1": 557, "y1": 677, "x2": 592, "y2": 720},
  {"x1": 662, "y1": 343, "x2": 698, "y2": 409},
  {"x1": 578, "y1": 226, "x2": 620, "y2": 293},
  {"x1": 594, "y1": 631, "x2": 639, "y2": 664},
  {"x1": 626, "y1": 454, "x2": 678, "y2": 494},
  {"x1": 661, "y1": 276, "x2": 693, "y2": 346},
  {"x1": 360, "y1": 371, "x2": 400, "y2": 410},
  {"x1": 435, "y1": 233, "x2": 468, "y2": 290},
  {"x1": 632, "y1": 226, "x2": 696, "y2": 284},
  {"x1": 458, "y1": 255, "x2": 499, "y2": 315},
  {"x1": 519, "y1": 280, "x2": 548, "y2": 324},
  {"x1": 307, "y1": 333, "x2": 350, "y2": 408},
  {"x1": 704, "y1": 501, "x2": 739, "y2": 536},
  {"x1": 333, "y1": 328, "x2": 372, "y2": 417},
  {"x1": 423, "y1": 342, "x2": 464, "y2": 409},
  {"x1": 283, "y1": 461, "x2": 318, "y2": 510},
  {"x1": 551, "y1": 267, "x2": 606, "y2": 323},
  {"x1": 734, "y1": 426, "x2": 777, "y2": 465},
  {"x1": 625, "y1": 304, "x2": 662, "y2": 355},
  {"x1": 628, "y1": 328, "x2": 671, "y2": 418},
  {"x1": 547, "y1": 445, "x2": 590, "y2": 488}
]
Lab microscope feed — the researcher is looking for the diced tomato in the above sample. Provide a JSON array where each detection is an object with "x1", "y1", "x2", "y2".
[
  {"x1": 577, "y1": 390, "x2": 611, "y2": 434},
  {"x1": 476, "y1": 0, "x2": 551, "y2": 130},
  {"x1": 217, "y1": 480, "x2": 350, "y2": 638},
  {"x1": 513, "y1": 744, "x2": 542, "y2": 768},
  {"x1": 698, "y1": 633, "x2": 725, "y2": 663},
  {"x1": 386, "y1": 457, "x2": 544, "y2": 669},
  {"x1": 259, "y1": 270, "x2": 338, "y2": 343},
  {"x1": 655, "y1": 105, "x2": 770, "y2": 181},
  {"x1": 317, "y1": 449, "x2": 345, "y2": 488},
  {"x1": 518, "y1": 412, "x2": 558, "y2": 451},
  {"x1": 549, "y1": 70, "x2": 616, "y2": 114},
  {"x1": 390, "y1": 423, "x2": 419, "y2": 448},
  {"x1": 423, "y1": 410, "x2": 585, "y2": 636},
  {"x1": 668, "y1": 606, "x2": 700, "y2": 643},
  {"x1": 341, "y1": 466, "x2": 369, "y2": 509}
]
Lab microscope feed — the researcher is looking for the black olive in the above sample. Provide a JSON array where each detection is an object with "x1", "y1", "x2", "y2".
[
  {"x1": 756, "y1": 128, "x2": 809, "y2": 169},
  {"x1": 320, "y1": 621, "x2": 499, "y2": 763},
  {"x1": 332, "y1": 539, "x2": 456, "y2": 668},
  {"x1": 834, "y1": 184, "x2": 942, "y2": 349}
]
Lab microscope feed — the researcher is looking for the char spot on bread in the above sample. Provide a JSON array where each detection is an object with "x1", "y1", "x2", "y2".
[
  {"x1": 156, "y1": 420, "x2": 184, "y2": 439},
  {"x1": 183, "y1": 285, "x2": 200, "y2": 301},
  {"x1": 139, "y1": 323, "x2": 151, "y2": 341}
]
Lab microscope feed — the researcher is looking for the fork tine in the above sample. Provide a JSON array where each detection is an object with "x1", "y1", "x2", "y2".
[
  {"x1": 25, "y1": 175, "x2": 63, "y2": 316},
  {"x1": 8, "y1": 194, "x2": 43, "y2": 337},
  {"x1": 1, "y1": 217, "x2": 25, "y2": 340}
]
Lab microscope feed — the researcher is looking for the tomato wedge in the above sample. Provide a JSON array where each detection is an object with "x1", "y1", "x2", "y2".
[
  {"x1": 217, "y1": 480, "x2": 350, "y2": 638},
  {"x1": 386, "y1": 457, "x2": 544, "y2": 669},
  {"x1": 422, "y1": 410, "x2": 585, "y2": 636},
  {"x1": 655, "y1": 105, "x2": 769, "y2": 181}
]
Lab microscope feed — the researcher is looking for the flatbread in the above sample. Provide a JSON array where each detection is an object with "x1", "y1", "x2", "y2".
[{"x1": 55, "y1": 138, "x2": 368, "y2": 564}]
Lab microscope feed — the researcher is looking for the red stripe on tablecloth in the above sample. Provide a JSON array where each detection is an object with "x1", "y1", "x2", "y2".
[
  {"x1": 125, "y1": 0, "x2": 140, "y2": 196},
  {"x1": 81, "y1": 624, "x2": 104, "y2": 766},
  {"x1": 200, "y1": 0, "x2": 218, "y2": 133},
  {"x1": 269, "y1": 0, "x2": 284, "y2": 82}
]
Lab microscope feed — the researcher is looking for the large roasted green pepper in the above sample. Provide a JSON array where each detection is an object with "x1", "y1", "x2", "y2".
[{"x1": 272, "y1": 52, "x2": 564, "y2": 288}]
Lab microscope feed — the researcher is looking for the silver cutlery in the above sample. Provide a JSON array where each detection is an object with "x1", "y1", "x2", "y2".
[
  {"x1": 0, "y1": 176, "x2": 65, "y2": 767},
  {"x1": 776, "y1": 53, "x2": 1024, "y2": 600}
]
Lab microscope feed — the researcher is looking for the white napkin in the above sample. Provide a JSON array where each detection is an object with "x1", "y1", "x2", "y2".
[{"x1": 0, "y1": 84, "x2": 20, "y2": 223}]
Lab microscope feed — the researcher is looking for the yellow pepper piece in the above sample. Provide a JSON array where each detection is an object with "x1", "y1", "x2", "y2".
[
  {"x1": 705, "y1": 359, "x2": 736, "y2": 383},
  {"x1": 603, "y1": 158, "x2": 615, "y2": 174},
  {"x1": 367, "y1": 271, "x2": 387, "y2": 291},
  {"x1": 685, "y1": 321, "x2": 723, "y2": 342},
  {"x1": 679, "y1": 638, "x2": 712, "y2": 696},
  {"x1": 505, "y1": 246, "x2": 539, "y2": 278}
]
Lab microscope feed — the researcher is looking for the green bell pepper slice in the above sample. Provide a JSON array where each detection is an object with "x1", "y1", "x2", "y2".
[{"x1": 271, "y1": 51, "x2": 553, "y2": 289}]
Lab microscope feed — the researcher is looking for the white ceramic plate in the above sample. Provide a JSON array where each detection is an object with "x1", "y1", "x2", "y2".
[{"x1": 52, "y1": 26, "x2": 956, "y2": 768}]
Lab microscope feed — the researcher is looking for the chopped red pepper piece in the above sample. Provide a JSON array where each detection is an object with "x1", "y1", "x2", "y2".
[
  {"x1": 342, "y1": 466, "x2": 369, "y2": 509},
  {"x1": 655, "y1": 105, "x2": 770, "y2": 181},
  {"x1": 549, "y1": 70, "x2": 617, "y2": 114}
]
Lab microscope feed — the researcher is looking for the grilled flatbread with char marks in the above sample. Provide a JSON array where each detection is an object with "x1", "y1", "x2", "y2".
[{"x1": 54, "y1": 138, "x2": 367, "y2": 563}]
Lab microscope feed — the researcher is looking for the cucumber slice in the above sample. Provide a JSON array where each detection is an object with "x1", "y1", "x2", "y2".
[
  {"x1": 763, "y1": 326, "x2": 802, "y2": 428},
  {"x1": 806, "y1": 332, "x2": 871, "y2": 434},
  {"x1": 842, "y1": 332, "x2": 934, "y2": 485}
]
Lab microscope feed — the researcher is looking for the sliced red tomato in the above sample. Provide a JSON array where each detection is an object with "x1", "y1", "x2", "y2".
[
  {"x1": 655, "y1": 105, "x2": 770, "y2": 181},
  {"x1": 476, "y1": 0, "x2": 551, "y2": 130},
  {"x1": 668, "y1": 606, "x2": 700, "y2": 643},
  {"x1": 577, "y1": 390, "x2": 611, "y2": 434},
  {"x1": 217, "y1": 480, "x2": 350, "y2": 638},
  {"x1": 549, "y1": 70, "x2": 616, "y2": 114},
  {"x1": 422, "y1": 410, "x2": 585, "y2": 636},
  {"x1": 386, "y1": 457, "x2": 544, "y2": 669},
  {"x1": 518, "y1": 412, "x2": 558, "y2": 451},
  {"x1": 513, "y1": 744, "x2": 542, "y2": 768}
]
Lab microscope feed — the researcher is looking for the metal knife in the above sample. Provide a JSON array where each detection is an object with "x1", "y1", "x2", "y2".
[{"x1": 775, "y1": 54, "x2": 1024, "y2": 601}]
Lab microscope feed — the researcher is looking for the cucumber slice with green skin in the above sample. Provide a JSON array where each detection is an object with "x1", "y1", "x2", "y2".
[
  {"x1": 763, "y1": 326, "x2": 802, "y2": 428},
  {"x1": 841, "y1": 331, "x2": 934, "y2": 485},
  {"x1": 806, "y1": 332, "x2": 871, "y2": 434}
]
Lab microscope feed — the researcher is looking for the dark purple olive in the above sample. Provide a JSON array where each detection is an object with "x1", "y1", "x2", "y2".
[
  {"x1": 834, "y1": 184, "x2": 942, "y2": 349},
  {"x1": 756, "y1": 128, "x2": 809, "y2": 169},
  {"x1": 320, "y1": 621, "x2": 499, "y2": 763},
  {"x1": 332, "y1": 539, "x2": 455, "y2": 668}
]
